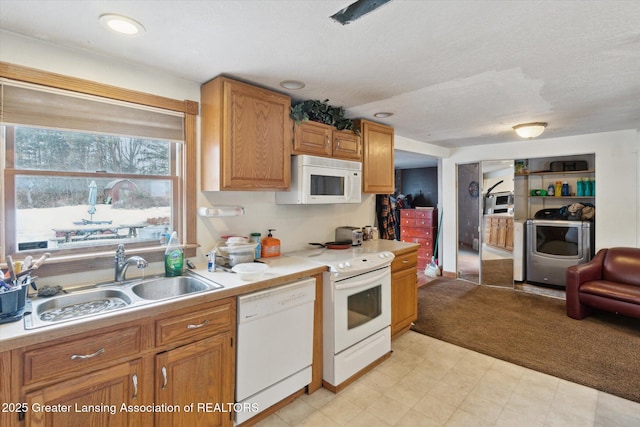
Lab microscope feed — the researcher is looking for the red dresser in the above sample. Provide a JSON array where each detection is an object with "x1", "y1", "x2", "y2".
[{"x1": 400, "y1": 208, "x2": 438, "y2": 270}]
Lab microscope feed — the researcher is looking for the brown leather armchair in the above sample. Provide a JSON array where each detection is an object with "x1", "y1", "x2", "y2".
[{"x1": 566, "y1": 247, "x2": 640, "y2": 320}]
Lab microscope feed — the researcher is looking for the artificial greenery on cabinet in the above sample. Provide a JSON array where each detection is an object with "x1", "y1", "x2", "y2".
[{"x1": 290, "y1": 99, "x2": 356, "y2": 132}]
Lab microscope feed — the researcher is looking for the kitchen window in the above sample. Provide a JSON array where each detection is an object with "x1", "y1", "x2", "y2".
[{"x1": 0, "y1": 64, "x2": 198, "y2": 275}]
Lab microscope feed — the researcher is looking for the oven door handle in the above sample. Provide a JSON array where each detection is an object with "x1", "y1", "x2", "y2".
[{"x1": 334, "y1": 268, "x2": 389, "y2": 290}]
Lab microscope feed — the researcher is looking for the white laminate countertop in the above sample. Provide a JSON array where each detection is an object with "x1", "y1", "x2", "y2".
[{"x1": 0, "y1": 240, "x2": 418, "y2": 351}]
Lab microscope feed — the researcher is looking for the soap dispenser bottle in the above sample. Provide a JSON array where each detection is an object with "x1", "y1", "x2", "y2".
[
  {"x1": 164, "y1": 231, "x2": 184, "y2": 276},
  {"x1": 261, "y1": 229, "x2": 281, "y2": 258}
]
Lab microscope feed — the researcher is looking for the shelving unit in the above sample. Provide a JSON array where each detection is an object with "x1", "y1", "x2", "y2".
[{"x1": 518, "y1": 169, "x2": 595, "y2": 218}]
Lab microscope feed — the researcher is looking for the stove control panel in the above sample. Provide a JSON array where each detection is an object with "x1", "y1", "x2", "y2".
[{"x1": 334, "y1": 251, "x2": 395, "y2": 274}]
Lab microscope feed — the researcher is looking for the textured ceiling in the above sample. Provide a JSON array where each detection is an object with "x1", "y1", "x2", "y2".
[{"x1": 1, "y1": 0, "x2": 639, "y2": 168}]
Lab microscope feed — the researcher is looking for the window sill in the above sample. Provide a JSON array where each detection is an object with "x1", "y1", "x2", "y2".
[{"x1": 28, "y1": 244, "x2": 199, "y2": 279}]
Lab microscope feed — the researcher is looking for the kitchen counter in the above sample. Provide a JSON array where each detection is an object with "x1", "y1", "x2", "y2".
[
  {"x1": 0, "y1": 256, "x2": 325, "y2": 351},
  {"x1": 0, "y1": 240, "x2": 417, "y2": 352}
]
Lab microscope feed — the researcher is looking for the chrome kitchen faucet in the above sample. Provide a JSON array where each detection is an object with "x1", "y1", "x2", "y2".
[{"x1": 114, "y1": 244, "x2": 148, "y2": 282}]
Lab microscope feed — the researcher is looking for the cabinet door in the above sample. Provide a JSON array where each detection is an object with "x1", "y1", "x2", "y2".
[
  {"x1": 489, "y1": 219, "x2": 499, "y2": 246},
  {"x1": 391, "y1": 267, "x2": 418, "y2": 338},
  {"x1": 332, "y1": 129, "x2": 361, "y2": 161},
  {"x1": 292, "y1": 121, "x2": 332, "y2": 157},
  {"x1": 505, "y1": 218, "x2": 514, "y2": 251},
  {"x1": 358, "y1": 120, "x2": 394, "y2": 193},
  {"x1": 201, "y1": 77, "x2": 291, "y2": 191},
  {"x1": 24, "y1": 360, "x2": 143, "y2": 427},
  {"x1": 155, "y1": 333, "x2": 233, "y2": 427},
  {"x1": 497, "y1": 218, "x2": 507, "y2": 248},
  {"x1": 222, "y1": 81, "x2": 291, "y2": 190}
]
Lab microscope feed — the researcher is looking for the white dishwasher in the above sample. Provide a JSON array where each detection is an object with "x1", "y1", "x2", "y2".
[{"x1": 235, "y1": 277, "x2": 315, "y2": 425}]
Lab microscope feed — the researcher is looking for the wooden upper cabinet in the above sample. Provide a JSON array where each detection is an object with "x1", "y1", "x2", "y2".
[
  {"x1": 292, "y1": 120, "x2": 361, "y2": 161},
  {"x1": 332, "y1": 129, "x2": 361, "y2": 161},
  {"x1": 201, "y1": 76, "x2": 291, "y2": 191},
  {"x1": 293, "y1": 120, "x2": 332, "y2": 157},
  {"x1": 355, "y1": 119, "x2": 395, "y2": 194}
]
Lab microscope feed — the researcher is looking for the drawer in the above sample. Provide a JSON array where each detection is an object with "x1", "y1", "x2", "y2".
[
  {"x1": 418, "y1": 248, "x2": 433, "y2": 260},
  {"x1": 22, "y1": 324, "x2": 142, "y2": 386},
  {"x1": 156, "y1": 298, "x2": 234, "y2": 347},
  {"x1": 401, "y1": 227, "x2": 421, "y2": 238},
  {"x1": 401, "y1": 217, "x2": 416, "y2": 227},
  {"x1": 415, "y1": 209, "x2": 437, "y2": 222},
  {"x1": 400, "y1": 209, "x2": 416, "y2": 218},
  {"x1": 401, "y1": 227, "x2": 435, "y2": 238},
  {"x1": 401, "y1": 217, "x2": 436, "y2": 229},
  {"x1": 401, "y1": 236, "x2": 433, "y2": 247},
  {"x1": 391, "y1": 250, "x2": 418, "y2": 271},
  {"x1": 415, "y1": 217, "x2": 436, "y2": 227}
]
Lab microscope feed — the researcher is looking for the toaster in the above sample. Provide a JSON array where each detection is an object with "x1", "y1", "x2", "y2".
[{"x1": 335, "y1": 226, "x2": 363, "y2": 246}]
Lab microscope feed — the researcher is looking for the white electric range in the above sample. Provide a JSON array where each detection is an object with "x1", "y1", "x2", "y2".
[{"x1": 289, "y1": 246, "x2": 395, "y2": 390}]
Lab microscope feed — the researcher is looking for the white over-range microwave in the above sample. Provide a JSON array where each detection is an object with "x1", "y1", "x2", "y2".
[{"x1": 276, "y1": 155, "x2": 362, "y2": 204}]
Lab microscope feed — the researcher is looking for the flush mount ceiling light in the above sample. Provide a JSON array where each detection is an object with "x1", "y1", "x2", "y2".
[
  {"x1": 513, "y1": 122, "x2": 548, "y2": 139},
  {"x1": 279, "y1": 80, "x2": 305, "y2": 90},
  {"x1": 374, "y1": 112, "x2": 394, "y2": 118},
  {"x1": 331, "y1": 0, "x2": 392, "y2": 25},
  {"x1": 99, "y1": 14, "x2": 145, "y2": 35}
]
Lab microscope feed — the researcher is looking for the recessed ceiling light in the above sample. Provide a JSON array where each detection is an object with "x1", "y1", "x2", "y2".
[
  {"x1": 99, "y1": 14, "x2": 145, "y2": 35},
  {"x1": 280, "y1": 80, "x2": 305, "y2": 90},
  {"x1": 374, "y1": 112, "x2": 394, "y2": 118}
]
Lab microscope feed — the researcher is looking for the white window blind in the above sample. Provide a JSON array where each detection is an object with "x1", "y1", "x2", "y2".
[{"x1": 0, "y1": 79, "x2": 184, "y2": 142}]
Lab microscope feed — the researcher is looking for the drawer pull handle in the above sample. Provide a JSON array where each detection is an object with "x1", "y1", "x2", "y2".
[
  {"x1": 161, "y1": 366, "x2": 168, "y2": 390},
  {"x1": 70, "y1": 348, "x2": 105, "y2": 360},
  {"x1": 187, "y1": 319, "x2": 209, "y2": 329},
  {"x1": 403, "y1": 259, "x2": 409, "y2": 264},
  {"x1": 132, "y1": 374, "x2": 138, "y2": 400}
]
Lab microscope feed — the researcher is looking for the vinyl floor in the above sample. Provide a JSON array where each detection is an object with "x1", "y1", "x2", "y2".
[{"x1": 255, "y1": 331, "x2": 640, "y2": 426}]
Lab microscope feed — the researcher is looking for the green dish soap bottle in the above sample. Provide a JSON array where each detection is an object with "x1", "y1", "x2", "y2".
[{"x1": 164, "y1": 231, "x2": 184, "y2": 277}]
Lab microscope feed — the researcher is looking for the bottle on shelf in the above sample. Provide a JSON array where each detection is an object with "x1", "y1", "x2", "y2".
[
  {"x1": 577, "y1": 178, "x2": 584, "y2": 197},
  {"x1": 555, "y1": 181, "x2": 562, "y2": 197},
  {"x1": 547, "y1": 182, "x2": 555, "y2": 196},
  {"x1": 584, "y1": 177, "x2": 592, "y2": 196},
  {"x1": 562, "y1": 181, "x2": 569, "y2": 196}
]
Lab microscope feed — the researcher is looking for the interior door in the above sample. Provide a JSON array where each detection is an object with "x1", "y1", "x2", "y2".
[
  {"x1": 480, "y1": 160, "x2": 515, "y2": 287},
  {"x1": 457, "y1": 163, "x2": 480, "y2": 283}
]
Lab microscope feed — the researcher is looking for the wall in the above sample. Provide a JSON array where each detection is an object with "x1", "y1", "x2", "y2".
[
  {"x1": 441, "y1": 130, "x2": 640, "y2": 276},
  {"x1": 398, "y1": 167, "x2": 438, "y2": 207}
]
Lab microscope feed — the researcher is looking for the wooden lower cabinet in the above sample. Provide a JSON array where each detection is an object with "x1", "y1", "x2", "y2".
[
  {"x1": 24, "y1": 359, "x2": 144, "y2": 427},
  {"x1": 1, "y1": 351, "x2": 11, "y2": 427},
  {"x1": 390, "y1": 248, "x2": 418, "y2": 338},
  {"x1": 484, "y1": 215, "x2": 514, "y2": 251},
  {"x1": 15, "y1": 298, "x2": 236, "y2": 427},
  {"x1": 155, "y1": 333, "x2": 233, "y2": 427}
]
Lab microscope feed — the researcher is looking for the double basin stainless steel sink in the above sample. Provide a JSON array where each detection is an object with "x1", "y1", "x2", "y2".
[{"x1": 24, "y1": 274, "x2": 224, "y2": 329}]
